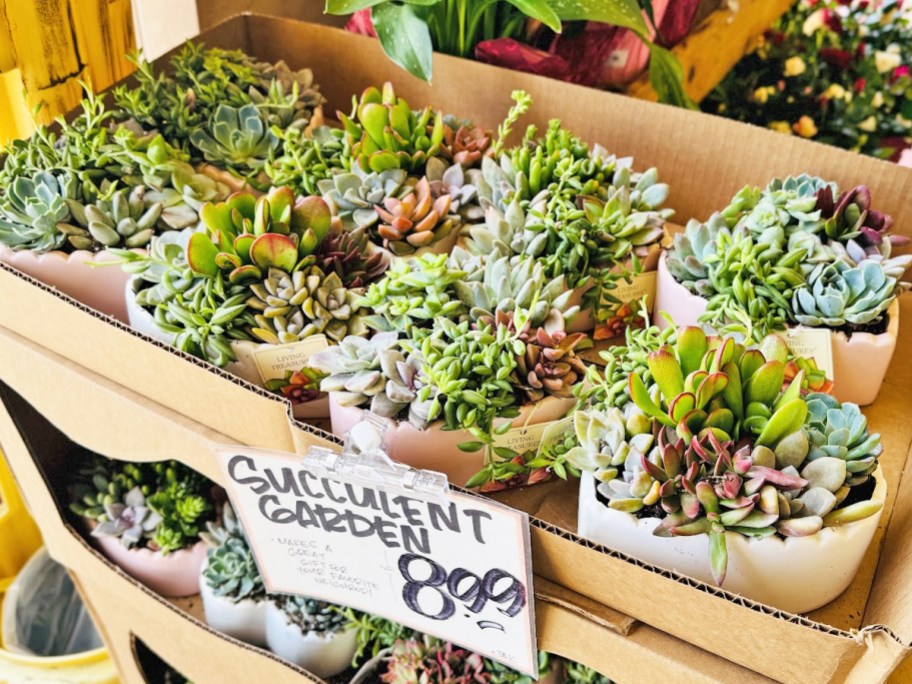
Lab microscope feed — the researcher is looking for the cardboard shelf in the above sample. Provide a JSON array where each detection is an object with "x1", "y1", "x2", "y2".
[{"x1": 2, "y1": 14, "x2": 912, "y2": 683}]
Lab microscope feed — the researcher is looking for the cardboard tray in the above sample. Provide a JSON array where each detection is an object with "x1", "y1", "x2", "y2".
[
  {"x1": 0, "y1": 327, "x2": 777, "y2": 683},
  {"x1": 3, "y1": 13, "x2": 912, "y2": 683}
]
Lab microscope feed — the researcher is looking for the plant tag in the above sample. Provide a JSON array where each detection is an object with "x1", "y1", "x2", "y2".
[
  {"x1": 493, "y1": 422, "x2": 554, "y2": 455},
  {"x1": 599, "y1": 271, "x2": 658, "y2": 313},
  {"x1": 250, "y1": 335, "x2": 329, "y2": 384},
  {"x1": 784, "y1": 328, "x2": 834, "y2": 380},
  {"x1": 215, "y1": 446, "x2": 538, "y2": 677}
]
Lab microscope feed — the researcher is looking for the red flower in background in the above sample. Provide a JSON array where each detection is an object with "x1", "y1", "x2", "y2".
[
  {"x1": 891, "y1": 65, "x2": 911, "y2": 83},
  {"x1": 822, "y1": 9, "x2": 843, "y2": 32},
  {"x1": 855, "y1": 76, "x2": 867, "y2": 93},
  {"x1": 820, "y1": 47, "x2": 853, "y2": 69}
]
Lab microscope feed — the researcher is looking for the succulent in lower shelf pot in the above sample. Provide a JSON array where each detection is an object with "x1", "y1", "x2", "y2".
[
  {"x1": 381, "y1": 637, "x2": 488, "y2": 684},
  {"x1": 567, "y1": 326, "x2": 884, "y2": 584},
  {"x1": 202, "y1": 535, "x2": 265, "y2": 603},
  {"x1": 277, "y1": 596, "x2": 349, "y2": 636}
]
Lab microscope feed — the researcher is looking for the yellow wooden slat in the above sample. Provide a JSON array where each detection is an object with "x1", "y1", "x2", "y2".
[
  {"x1": 0, "y1": 0, "x2": 135, "y2": 133},
  {"x1": 0, "y1": 69, "x2": 36, "y2": 144},
  {"x1": 627, "y1": 0, "x2": 797, "y2": 103}
]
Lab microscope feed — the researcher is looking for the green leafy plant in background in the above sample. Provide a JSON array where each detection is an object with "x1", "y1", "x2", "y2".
[{"x1": 324, "y1": 0, "x2": 692, "y2": 107}]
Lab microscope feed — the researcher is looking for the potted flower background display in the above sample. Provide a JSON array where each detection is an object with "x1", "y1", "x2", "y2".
[
  {"x1": 567, "y1": 325, "x2": 886, "y2": 613},
  {"x1": 69, "y1": 455, "x2": 216, "y2": 597},
  {"x1": 657, "y1": 175, "x2": 910, "y2": 404}
]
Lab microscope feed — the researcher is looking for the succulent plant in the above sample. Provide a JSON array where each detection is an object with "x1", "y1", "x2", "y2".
[
  {"x1": 373, "y1": 177, "x2": 460, "y2": 255},
  {"x1": 565, "y1": 661, "x2": 612, "y2": 684},
  {"x1": 57, "y1": 185, "x2": 164, "y2": 250},
  {"x1": 565, "y1": 408, "x2": 657, "y2": 484},
  {"x1": 90, "y1": 486, "x2": 162, "y2": 549},
  {"x1": 450, "y1": 253, "x2": 577, "y2": 332},
  {"x1": 143, "y1": 164, "x2": 230, "y2": 230},
  {"x1": 247, "y1": 265, "x2": 367, "y2": 344},
  {"x1": 189, "y1": 103, "x2": 279, "y2": 171},
  {"x1": 813, "y1": 183, "x2": 907, "y2": 250},
  {"x1": 317, "y1": 166, "x2": 408, "y2": 230},
  {"x1": 339, "y1": 82, "x2": 445, "y2": 173},
  {"x1": 440, "y1": 122, "x2": 492, "y2": 167},
  {"x1": 202, "y1": 535, "x2": 265, "y2": 603},
  {"x1": 265, "y1": 126, "x2": 347, "y2": 197},
  {"x1": 425, "y1": 156, "x2": 483, "y2": 222},
  {"x1": 513, "y1": 325, "x2": 588, "y2": 403},
  {"x1": 804, "y1": 393, "x2": 882, "y2": 486},
  {"x1": 313, "y1": 224, "x2": 387, "y2": 288},
  {"x1": 187, "y1": 188, "x2": 332, "y2": 283},
  {"x1": 827, "y1": 237, "x2": 912, "y2": 279},
  {"x1": 310, "y1": 332, "x2": 400, "y2": 407},
  {"x1": 376, "y1": 346, "x2": 437, "y2": 428},
  {"x1": 264, "y1": 368, "x2": 324, "y2": 406},
  {"x1": 664, "y1": 216, "x2": 724, "y2": 297},
  {"x1": 0, "y1": 171, "x2": 81, "y2": 252},
  {"x1": 791, "y1": 260, "x2": 901, "y2": 329},
  {"x1": 381, "y1": 637, "x2": 489, "y2": 684},
  {"x1": 358, "y1": 254, "x2": 468, "y2": 335},
  {"x1": 145, "y1": 471, "x2": 214, "y2": 555},
  {"x1": 200, "y1": 500, "x2": 243, "y2": 548},
  {"x1": 277, "y1": 595, "x2": 348, "y2": 635}
]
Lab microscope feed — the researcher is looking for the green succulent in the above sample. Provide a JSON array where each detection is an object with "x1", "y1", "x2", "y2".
[
  {"x1": 665, "y1": 215, "x2": 724, "y2": 297},
  {"x1": 264, "y1": 126, "x2": 348, "y2": 197},
  {"x1": 186, "y1": 188, "x2": 332, "y2": 283},
  {"x1": 146, "y1": 474, "x2": 214, "y2": 555},
  {"x1": 309, "y1": 331, "x2": 400, "y2": 408},
  {"x1": 247, "y1": 265, "x2": 367, "y2": 344},
  {"x1": 450, "y1": 253, "x2": 577, "y2": 331},
  {"x1": 358, "y1": 254, "x2": 468, "y2": 335},
  {"x1": 58, "y1": 185, "x2": 164, "y2": 250},
  {"x1": 425, "y1": 156, "x2": 483, "y2": 222},
  {"x1": 189, "y1": 103, "x2": 278, "y2": 172},
  {"x1": 564, "y1": 661, "x2": 612, "y2": 684},
  {"x1": 202, "y1": 535, "x2": 265, "y2": 603},
  {"x1": 0, "y1": 170, "x2": 80, "y2": 252},
  {"x1": 277, "y1": 596, "x2": 348, "y2": 635},
  {"x1": 313, "y1": 224, "x2": 388, "y2": 288},
  {"x1": 317, "y1": 166, "x2": 408, "y2": 230},
  {"x1": 143, "y1": 164, "x2": 230, "y2": 230},
  {"x1": 791, "y1": 260, "x2": 900, "y2": 328},
  {"x1": 805, "y1": 393, "x2": 882, "y2": 486},
  {"x1": 339, "y1": 82, "x2": 445, "y2": 173}
]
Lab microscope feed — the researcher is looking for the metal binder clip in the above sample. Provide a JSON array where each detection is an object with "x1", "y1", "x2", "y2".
[{"x1": 303, "y1": 415, "x2": 449, "y2": 499}]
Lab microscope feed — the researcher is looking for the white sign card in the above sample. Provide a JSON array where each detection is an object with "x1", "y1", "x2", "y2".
[
  {"x1": 215, "y1": 445, "x2": 538, "y2": 677},
  {"x1": 784, "y1": 327, "x2": 834, "y2": 380}
]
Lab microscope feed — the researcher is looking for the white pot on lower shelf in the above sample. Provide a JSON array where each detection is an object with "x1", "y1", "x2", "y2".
[
  {"x1": 0, "y1": 245, "x2": 134, "y2": 322},
  {"x1": 576, "y1": 466, "x2": 886, "y2": 614},
  {"x1": 125, "y1": 277, "x2": 329, "y2": 419},
  {"x1": 198, "y1": 570, "x2": 268, "y2": 647},
  {"x1": 264, "y1": 600, "x2": 357, "y2": 678},
  {"x1": 652, "y1": 252, "x2": 901, "y2": 406}
]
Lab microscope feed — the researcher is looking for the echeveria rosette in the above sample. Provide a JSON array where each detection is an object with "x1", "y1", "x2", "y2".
[
  {"x1": 791, "y1": 260, "x2": 900, "y2": 329},
  {"x1": 91, "y1": 486, "x2": 162, "y2": 549},
  {"x1": 317, "y1": 165, "x2": 408, "y2": 230},
  {"x1": 0, "y1": 171, "x2": 80, "y2": 252},
  {"x1": 202, "y1": 535, "x2": 265, "y2": 603},
  {"x1": 664, "y1": 215, "x2": 725, "y2": 297},
  {"x1": 189, "y1": 103, "x2": 279, "y2": 173},
  {"x1": 372, "y1": 177, "x2": 460, "y2": 256},
  {"x1": 804, "y1": 393, "x2": 882, "y2": 487}
]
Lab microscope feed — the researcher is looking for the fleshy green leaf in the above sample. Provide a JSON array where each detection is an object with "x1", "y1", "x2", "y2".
[
  {"x1": 325, "y1": 0, "x2": 386, "y2": 14},
  {"x1": 646, "y1": 43, "x2": 696, "y2": 109},
  {"x1": 372, "y1": 3, "x2": 434, "y2": 82},
  {"x1": 505, "y1": 0, "x2": 562, "y2": 32}
]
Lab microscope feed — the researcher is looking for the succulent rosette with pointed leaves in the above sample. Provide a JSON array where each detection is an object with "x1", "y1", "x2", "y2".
[
  {"x1": 568, "y1": 325, "x2": 884, "y2": 585},
  {"x1": 792, "y1": 260, "x2": 903, "y2": 329},
  {"x1": 317, "y1": 166, "x2": 409, "y2": 230},
  {"x1": 373, "y1": 177, "x2": 460, "y2": 255}
]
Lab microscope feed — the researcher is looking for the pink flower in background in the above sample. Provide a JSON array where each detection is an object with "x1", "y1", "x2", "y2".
[
  {"x1": 891, "y1": 65, "x2": 910, "y2": 83},
  {"x1": 345, "y1": 9, "x2": 376, "y2": 38},
  {"x1": 474, "y1": 39, "x2": 573, "y2": 81}
]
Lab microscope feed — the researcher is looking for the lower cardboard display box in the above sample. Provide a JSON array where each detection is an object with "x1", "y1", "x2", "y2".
[{"x1": 2, "y1": 304, "x2": 912, "y2": 682}]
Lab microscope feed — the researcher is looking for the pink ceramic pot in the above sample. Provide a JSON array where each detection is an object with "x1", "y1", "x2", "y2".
[
  {"x1": 94, "y1": 535, "x2": 208, "y2": 598},
  {"x1": 329, "y1": 394, "x2": 577, "y2": 487},
  {"x1": 652, "y1": 252, "x2": 900, "y2": 405},
  {"x1": 566, "y1": 243, "x2": 663, "y2": 333},
  {"x1": 0, "y1": 245, "x2": 134, "y2": 322},
  {"x1": 652, "y1": 251, "x2": 707, "y2": 330}
]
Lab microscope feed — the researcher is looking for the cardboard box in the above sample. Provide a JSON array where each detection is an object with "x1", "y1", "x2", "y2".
[
  {"x1": 2, "y1": 14, "x2": 912, "y2": 683},
  {"x1": 0, "y1": 327, "x2": 774, "y2": 683}
]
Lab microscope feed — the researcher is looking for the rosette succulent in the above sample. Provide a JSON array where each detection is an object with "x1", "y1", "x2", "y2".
[
  {"x1": 277, "y1": 596, "x2": 348, "y2": 635},
  {"x1": 0, "y1": 171, "x2": 82, "y2": 252},
  {"x1": 313, "y1": 224, "x2": 387, "y2": 288},
  {"x1": 425, "y1": 156, "x2": 483, "y2": 221},
  {"x1": 58, "y1": 185, "x2": 164, "y2": 250},
  {"x1": 202, "y1": 535, "x2": 265, "y2": 603},
  {"x1": 791, "y1": 260, "x2": 900, "y2": 329},
  {"x1": 664, "y1": 216, "x2": 724, "y2": 297},
  {"x1": 381, "y1": 638, "x2": 488, "y2": 684},
  {"x1": 513, "y1": 325, "x2": 587, "y2": 403},
  {"x1": 339, "y1": 82, "x2": 445, "y2": 173},
  {"x1": 439, "y1": 122, "x2": 491, "y2": 167},
  {"x1": 189, "y1": 103, "x2": 279, "y2": 172},
  {"x1": 373, "y1": 177, "x2": 460, "y2": 255},
  {"x1": 317, "y1": 166, "x2": 408, "y2": 230},
  {"x1": 90, "y1": 486, "x2": 162, "y2": 549}
]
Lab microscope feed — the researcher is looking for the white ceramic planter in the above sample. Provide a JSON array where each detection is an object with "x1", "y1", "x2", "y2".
[
  {"x1": 93, "y1": 534, "x2": 208, "y2": 598},
  {"x1": 198, "y1": 568, "x2": 268, "y2": 647},
  {"x1": 565, "y1": 243, "x2": 663, "y2": 334},
  {"x1": 0, "y1": 244, "x2": 134, "y2": 322},
  {"x1": 264, "y1": 600, "x2": 357, "y2": 678},
  {"x1": 577, "y1": 465, "x2": 886, "y2": 614},
  {"x1": 652, "y1": 252, "x2": 900, "y2": 406},
  {"x1": 125, "y1": 278, "x2": 329, "y2": 419},
  {"x1": 329, "y1": 394, "x2": 577, "y2": 487}
]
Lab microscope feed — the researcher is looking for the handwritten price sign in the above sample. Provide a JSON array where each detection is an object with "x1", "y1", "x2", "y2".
[{"x1": 216, "y1": 446, "x2": 537, "y2": 676}]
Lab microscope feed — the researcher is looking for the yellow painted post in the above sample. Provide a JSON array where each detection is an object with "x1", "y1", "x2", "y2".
[{"x1": 0, "y1": 0, "x2": 135, "y2": 141}]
